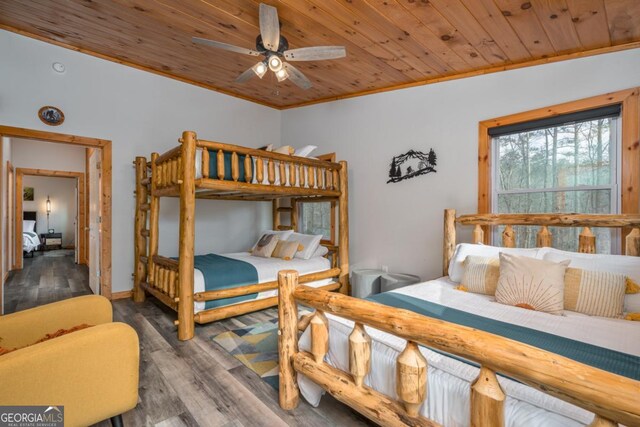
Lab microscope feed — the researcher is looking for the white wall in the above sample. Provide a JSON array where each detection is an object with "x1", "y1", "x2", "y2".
[
  {"x1": 281, "y1": 49, "x2": 640, "y2": 281},
  {"x1": 11, "y1": 138, "x2": 86, "y2": 172},
  {"x1": 0, "y1": 30, "x2": 279, "y2": 293},
  {"x1": 22, "y1": 175, "x2": 77, "y2": 246}
]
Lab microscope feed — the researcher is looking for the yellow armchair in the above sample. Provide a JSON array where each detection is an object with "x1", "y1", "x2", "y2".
[{"x1": 0, "y1": 295, "x2": 139, "y2": 427}]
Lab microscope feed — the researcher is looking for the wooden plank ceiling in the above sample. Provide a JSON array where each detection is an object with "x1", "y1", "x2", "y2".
[{"x1": 1, "y1": 0, "x2": 639, "y2": 108}]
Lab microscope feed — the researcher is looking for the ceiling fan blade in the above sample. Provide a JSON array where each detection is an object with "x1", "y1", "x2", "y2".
[
  {"x1": 284, "y1": 63, "x2": 312, "y2": 90},
  {"x1": 192, "y1": 37, "x2": 259, "y2": 57},
  {"x1": 284, "y1": 46, "x2": 346, "y2": 61},
  {"x1": 259, "y1": 3, "x2": 280, "y2": 51},
  {"x1": 235, "y1": 67, "x2": 256, "y2": 84}
]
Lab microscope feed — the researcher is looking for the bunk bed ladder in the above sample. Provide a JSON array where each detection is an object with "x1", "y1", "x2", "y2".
[
  {"x1": 133, "y1": 156, "x2": 151, "y2": 302},
  {"x1": 273, "y1": 199, "x2": 297, "y2": 231}
]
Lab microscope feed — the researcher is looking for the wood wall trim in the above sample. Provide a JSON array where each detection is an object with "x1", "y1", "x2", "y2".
[
  {"x1": 111, "y1": 290, "x2": 132, "y2": 300},
  {"x1": 1, "y1": 127, "x2": 113, "y2": 300},
  {"x1": 477, "y1": 87, "x2": 640, "y2": 245},
  {"x1": 0, "y1": 24, "x2": 278, "y2": 111},
  {"x1": 2, "y1": 22, "x2": 640, "y2": 110},
  {"x1": 279, "y1": 42, "x2": 640, "y2": 110}
]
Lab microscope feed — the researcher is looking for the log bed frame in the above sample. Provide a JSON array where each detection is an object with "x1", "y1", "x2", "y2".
[
  {"x1": 278, "y1": 209, "x2": 640, "y2": 427},
  {"x1": 132, "y1": 131, "x2": 349, "y2": 341}
]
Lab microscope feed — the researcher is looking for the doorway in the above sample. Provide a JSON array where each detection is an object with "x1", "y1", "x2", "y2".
[
  {"x1": 0, "y1": 126, "x2": 112, "y2": 314},
  {"x1": 15, "y1": 168, "x2": 86, "y2": 266}
]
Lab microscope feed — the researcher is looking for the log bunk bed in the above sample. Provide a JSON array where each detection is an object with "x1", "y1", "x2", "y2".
[
  {"x1": 278, "y1": 209, "x2": 640, "y2": 427},
  {"x1": 132, "y1": 131, "x2": 349, "y2": 341}
]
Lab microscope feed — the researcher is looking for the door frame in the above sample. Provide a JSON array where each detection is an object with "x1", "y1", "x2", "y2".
[
  {"x1": 6, "y1": 162, "x2": 14, "y2": 274},
  {"x1": 0, "y1": 126, "x2": 112, "y2": 299},
  {"x1": 16, "y1": 168, "x2": 86, "y2": 266}
]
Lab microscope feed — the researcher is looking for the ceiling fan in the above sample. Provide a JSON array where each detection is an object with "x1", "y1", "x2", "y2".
[{"x1": 192, "y1": 3, "x2": 346, "y2": 90}]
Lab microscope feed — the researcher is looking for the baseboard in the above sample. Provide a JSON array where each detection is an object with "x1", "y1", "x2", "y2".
[
  {"x1": 63, "y1": 245, "x2": 75, "y2": 250},
  {"x1": 111, "y1": 290, "x2": 133, "y2": 300}
]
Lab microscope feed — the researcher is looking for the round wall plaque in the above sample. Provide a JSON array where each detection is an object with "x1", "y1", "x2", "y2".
[{"x1": 38, "y1": 106, "x2": 65, "y2": 126}]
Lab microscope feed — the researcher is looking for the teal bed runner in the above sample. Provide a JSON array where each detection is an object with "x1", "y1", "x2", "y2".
[
  {"x1": 368, "y1": 292, "x2": 640, "y2": 380},
  {"x1": 208, "y1": 150, "x2": 252, "y2": 182},
  {"x1": 194, "y1": 254, "x2": 259, "y2": 309}
]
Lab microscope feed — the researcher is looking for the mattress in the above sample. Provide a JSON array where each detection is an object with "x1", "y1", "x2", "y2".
[
  {"x1": 193, "y1": 252, "x2": 332, "y2": 313},
  {"x1": 297, "y1": 278, "x2": 640, "y2": 427},
  {"x1": 23, "y1": 231, "x2": 40, "y2": 253}
]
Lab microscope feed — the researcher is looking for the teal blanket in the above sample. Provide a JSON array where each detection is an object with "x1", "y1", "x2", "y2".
[
  {"x1": 208, "y1": 150, "x2": 252, "y2": 182},
  {"x1": 195, "y1": 254, "x2": 259, "y2": 309},
  {"x1": 368, "y1": 292, "x2": 640, "y2": 380}
]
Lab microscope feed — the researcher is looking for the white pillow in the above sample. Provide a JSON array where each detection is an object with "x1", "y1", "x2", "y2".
[
  {"x1": 448, "y1": 243, "x2": 540, "y2": 283},
  {"x1": 251, "y1": 230, "x2": 293, "y2": 251},
  {"x1": 23, "y1": 220, "x2": 36, "y2": 233},
  {"x1": 312, "y1": 245, "x2": 329, "y2": 258},
  {"x1": 273, "y1": 145, "x2": 294, "y2": 155},
  {"x1": 287, "y1": 232, "x2": 323, "y2": 260},
  {"x1": 294, "y1": 145, "x2": 317, "y2": 158},
  {"x1": 540, "y1": 247, "x2": 640, "y2": 313}
]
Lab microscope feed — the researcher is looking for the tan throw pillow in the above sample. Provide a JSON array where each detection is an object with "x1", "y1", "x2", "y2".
[
  {"x1": 271, "y1": 240, "x2": 300, "y2": 261},
  {"x1": 495, "y1": 253, "x2": 569, "y2": 315},
  {"x1": 461, "y1": 256, "x2": 500, "y2": 295},
  {"x1": 252, "y1": 233, "x2": 280, "y2": 258},
  {"x1": 564, "y1": 268, "x2": 626, "y2": 318}
]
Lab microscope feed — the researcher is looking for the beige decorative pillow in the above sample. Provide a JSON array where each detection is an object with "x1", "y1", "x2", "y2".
[
  {"x1": 460, "y1": 256, "x2": 500, "y2": 295},
  {"x1": 271, "y1": 240, "x2": 300, "y2": 261},
  {"x1": 251, "y1": 234, "x2": 280, "y2": 258},
  {"x1": 495, "y1": 253, "x2": 569, "y2": 315},
  {"x1": 564, "y1": 268, "x2": 626, "y2": 318}
]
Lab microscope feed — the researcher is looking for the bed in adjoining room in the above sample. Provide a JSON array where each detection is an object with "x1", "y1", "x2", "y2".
[
  {"x1": 22, "y1": 211, "x2": 40, "y2": 257},
  {"x1": 278, "y1": 209, "x2": 640, "y2": 427}
]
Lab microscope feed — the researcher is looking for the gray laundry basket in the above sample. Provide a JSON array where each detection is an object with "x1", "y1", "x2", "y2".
[
  {"x1": 380, "y1": 273, "x2": 421, "y2": 293},
  {"x1": 351, "y1": 269, "x2": 385, "y2": 299}
]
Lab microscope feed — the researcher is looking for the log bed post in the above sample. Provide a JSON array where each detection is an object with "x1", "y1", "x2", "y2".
[
  {"x1": 338, "y1": 161, "x2": 350, "y2": 295},
  {"x1": 471, "y1": 366, "x2": 505, "y2": 427},
  {"x1": 349, "y1": 322, "x2": 371, "y2": 387},
  {"x1": 443, "y1": 209, "x2": 456, "y2": 276},
  {"x1": 178, "y1": 131, "x2": 196, "y2": 341},
  {"x1": 133, "y1": 156, "x2": 148, "y2": 302},
  {"x1": 396, "y1": 341, "x2": 427, "y2": 417},
  {"x1": 147, "y1": 152, "x2": 160, "y2": 289},
  {"x1": 626, "y1": 228, "x2": 640, "y2": 256},
  {"x1": 278, "y1": 270, "x2": 300, "y2": 410}
]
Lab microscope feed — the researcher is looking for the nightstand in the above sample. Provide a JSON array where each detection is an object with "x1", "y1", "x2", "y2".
[{"x1": 41, "y1": 233, "x2": 63, "y2": 251}]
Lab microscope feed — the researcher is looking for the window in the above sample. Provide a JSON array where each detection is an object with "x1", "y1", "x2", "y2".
[
  {"x1": 298, "y1": 152, "x2": 336, "y2": 244},
  {"x1": 478, "y1": 89, "x2": 640, "y2": 254},
  {"x1": 299, "y1": 201, "x2": 334, "y2": 243}
]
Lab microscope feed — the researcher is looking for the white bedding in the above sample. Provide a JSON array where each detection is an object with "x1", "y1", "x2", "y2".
[
  {"x1": 298, "y1": 278, "x2": 640, "y2": 427},
  {"x1": 23, "y1": 231, "x2": 40, "y2": 253},
  {"x1": 193, "y1": 252, "x2": 331, "y2": 313}
]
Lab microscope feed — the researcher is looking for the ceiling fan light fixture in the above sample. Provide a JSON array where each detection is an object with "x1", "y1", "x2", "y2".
[
  {"x1": 268, "y1": 55, "x2": 283, "y2": 72},
  {"x1": 275, "y1": 68, "x2": 289, "y2": 82},
  {"x1": 252, "y1": 61, "x2": 268, "y2": 78}
]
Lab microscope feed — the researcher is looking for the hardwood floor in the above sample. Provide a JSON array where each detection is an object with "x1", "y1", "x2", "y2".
[
  {"x1": 3, "y1": 252, "x2": 371, "y2": 426},
  {"x1": 3, "y1": 249, "x2": 91, "y2": 314},
  {"x1": 98, "y1": 298, "x2": 374, "y2": 427}
]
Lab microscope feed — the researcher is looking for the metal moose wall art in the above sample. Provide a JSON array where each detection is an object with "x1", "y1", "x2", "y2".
[{"x1": 387, "y1": 149, "x2": 437, "y2": 184}]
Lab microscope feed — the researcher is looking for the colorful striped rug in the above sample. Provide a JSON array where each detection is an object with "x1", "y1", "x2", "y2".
[{"x1": 211, "y1": 318, "x2": 280, "y2": 390}]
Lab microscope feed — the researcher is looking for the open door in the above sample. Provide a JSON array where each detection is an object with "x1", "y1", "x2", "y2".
[{"x1": 88, "y1": 149, "x2": 101, "y2": 294}]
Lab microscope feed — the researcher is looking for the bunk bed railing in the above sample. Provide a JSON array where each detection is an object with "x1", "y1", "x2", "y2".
[{"x1": 196, "y1": 139, "x2": 341, "y2": 192}]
